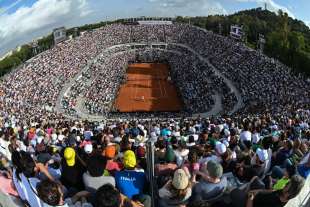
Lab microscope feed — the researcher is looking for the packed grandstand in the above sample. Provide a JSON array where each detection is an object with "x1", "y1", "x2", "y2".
[{"x1": 0, "y1": 21, "x2": 309, "y2": 207}]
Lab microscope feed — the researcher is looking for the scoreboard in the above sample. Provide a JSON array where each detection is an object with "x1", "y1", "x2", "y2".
[{"x1": 53, "y1": 27, "x2": 67, "y2": 44}]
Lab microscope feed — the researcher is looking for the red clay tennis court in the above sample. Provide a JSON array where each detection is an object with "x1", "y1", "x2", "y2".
[{"x1": 115, "y1": 63, "x2": 183, "y2": 112}]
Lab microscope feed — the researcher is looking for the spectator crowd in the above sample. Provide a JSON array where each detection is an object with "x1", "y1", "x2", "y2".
[
  {"x1": 0, "y1": 22, "x2": 309, "y2": 207},
  {"x1": 0, "y1": 109, "x2": 309, "y2": 207},
  {"x1": 1, "y1": 23, "x2": 309, "y2": 121}
]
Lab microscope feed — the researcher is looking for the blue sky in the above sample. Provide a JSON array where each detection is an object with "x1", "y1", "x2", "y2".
[{"x1": 0, "y1": 0, "x2": 309, "y2": 57}]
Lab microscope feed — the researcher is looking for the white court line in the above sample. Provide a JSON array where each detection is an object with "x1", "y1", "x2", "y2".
[
  {"x1": 157, "y1": 70, "x2": 164, "y2": 98},
  {"x1": 162, "y1": 68, "x2": 167, "y2": 97},
  {"x1": 160, "y1": 68, "x2": 167, "y2": 97},
  {"x1": 134, "y1": 74, "x2": 138, "y2": 100},
  {"x1": 163, "y1": 81, "x2": 167, "y2": 97}
]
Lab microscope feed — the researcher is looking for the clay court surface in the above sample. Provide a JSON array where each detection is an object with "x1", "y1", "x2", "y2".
[{"x1": 115, "y1": 63, "x2": 183, "y2": 112}]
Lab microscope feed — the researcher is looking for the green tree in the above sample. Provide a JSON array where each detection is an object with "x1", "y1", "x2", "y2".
[{"x1": 288, "y1": 31, "x2": 305, "y2": 52}]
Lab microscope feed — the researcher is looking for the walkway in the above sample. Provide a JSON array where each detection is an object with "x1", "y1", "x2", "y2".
[{"x1": 172, "y1": 42, "x2": 243, "y2": 115}]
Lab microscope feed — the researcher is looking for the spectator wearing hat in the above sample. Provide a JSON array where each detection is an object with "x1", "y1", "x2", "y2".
[
  {"x1": 104, "y1": 145, "x2": 122, "y2": 173},
  {"x1": 80, "y1": 143, "x2": 94, "y2": 165},
  {"x1": 83, "y1": 127, "x2": 93, "y2": 141},
  {"x1": 115, "y1": 150, "x2": 145, "y2": 197},
  {"x1": 238, "y1": 148, "x2": 268, "y2": 182},
  {"x1": 190, "y1": 160, "x2": 227, "y2": 202},
  {"x1": 186, "y1": 135, "x2": 196, "y2": 149},
  {"x1": 215, "y1": 142, "x2": 227, "y2": 162},
  {"x1": 223, "y1": 128, "x2": 231, "y2": 140},
  {"x1": 102, "y1": 134, "x2": 118, "y2": 151},
  {"x1": 61, "y1": 147, "x2": 86, "y2": 193},
  {"x1": 161, "y1": 127, "x2": 171, "y2": 137},
  {"x1": 268, "y1": 165, "x2": 296, "y2": 191},
  {"x1": 158, "y1": 168, "x2": 192, "y2": 207},
  {"x1": 84, "y1": 144, "x2": 93, "y2": 155},
  {"x1": 231, "y1": 175, "x2": 305, "y2": 207},
  {"x1": 240, "y1": 125, "x2": 252, "y2": 144},
  {"x1": 115, "y1": 150, "x2": 150, "y2": 207},
  {"x1": 56, "y1": 133, "x2": 66, "y2": 148}
]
